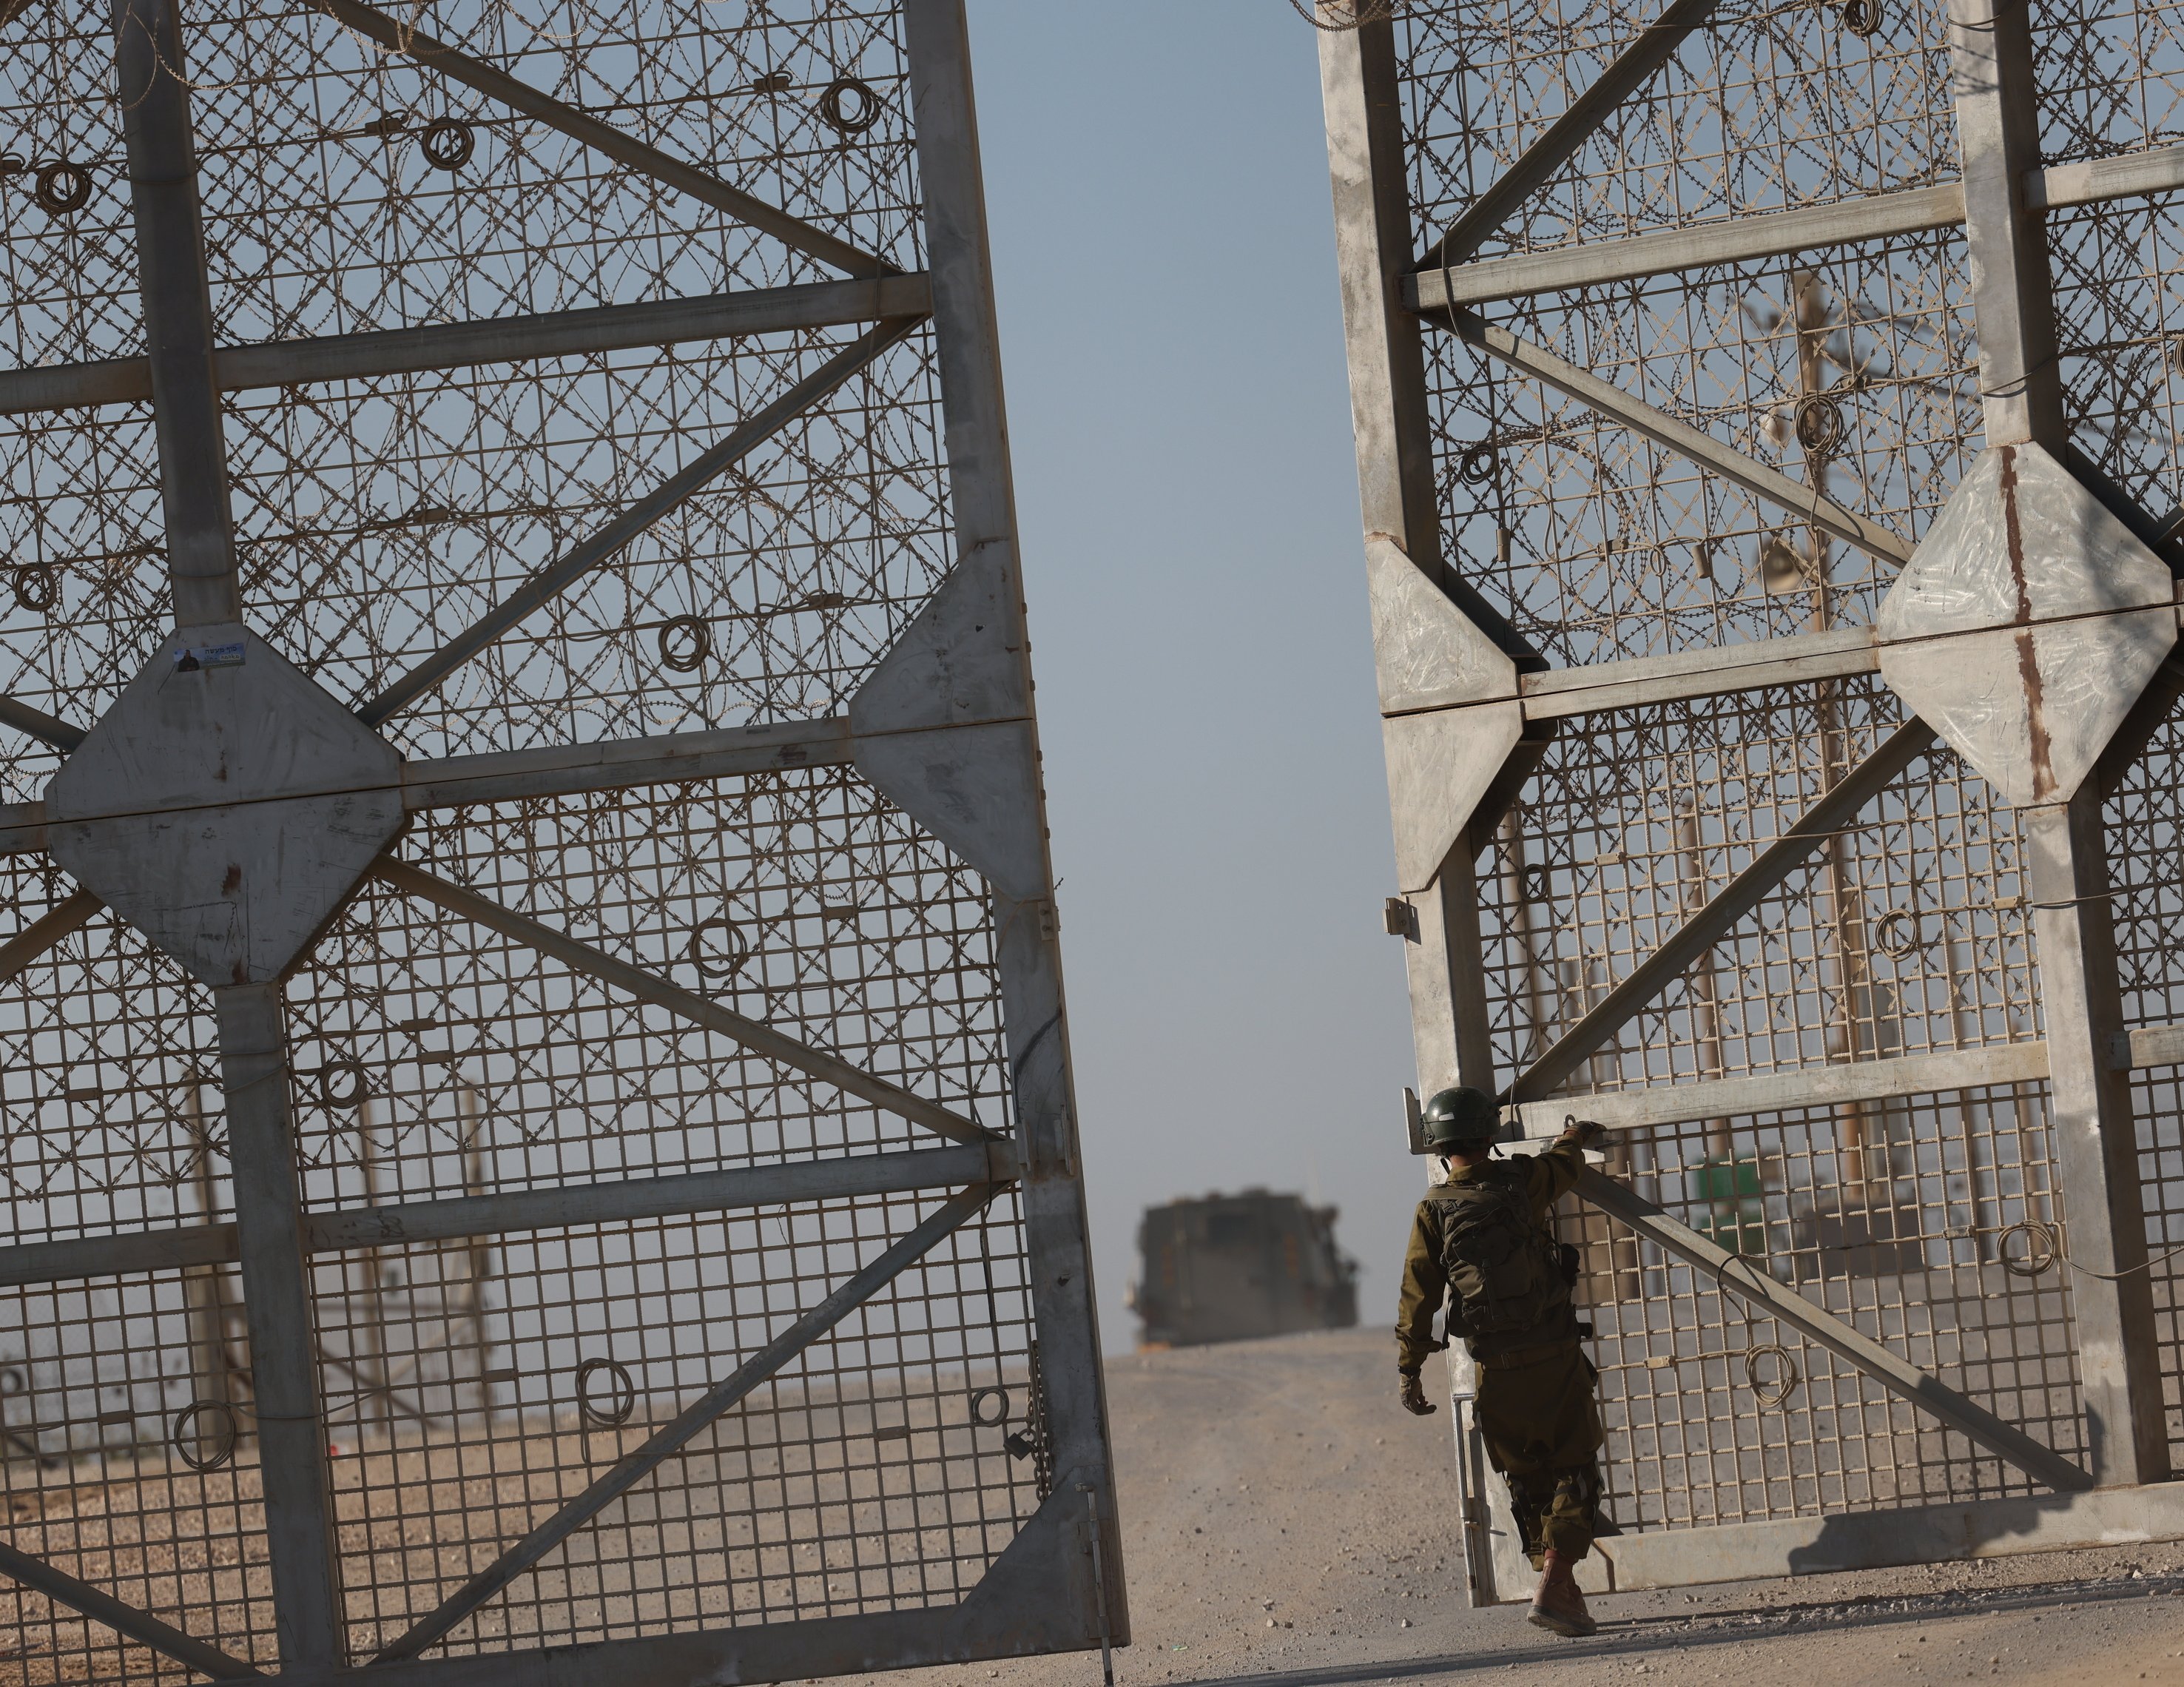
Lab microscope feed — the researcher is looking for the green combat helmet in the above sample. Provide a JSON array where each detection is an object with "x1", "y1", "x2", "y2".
[{"x1": 1420, "y1": 1085, "x2": 1500, "y2": 1153}]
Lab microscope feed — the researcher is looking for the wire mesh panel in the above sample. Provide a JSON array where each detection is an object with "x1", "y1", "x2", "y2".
[
  {"x1": 2102, "y1": 710, "x2": 2184, "y2": 1470},
  {"x1": 1318, "y1": 0, "x2": 2184, "y2": 1598},
  {"x1": 1418, "y1": 237, "x2": 1981, "y2": 661},
  {"x1": 1565, "y1": 1084, "x2": 2080, "y2": 1528},
  {"x1": 0, "y1": 0, "x2": 1119, "y2": 1680},
  {"x1": 1479, "y1": 685, "x2": 2040, "y2": 1086},
  {"x1": 314, "y1": 1190, "x2": 1041, "y2": 1655}
]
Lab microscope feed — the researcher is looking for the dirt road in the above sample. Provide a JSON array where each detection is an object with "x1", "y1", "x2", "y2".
[{"x1": 861, "y1": 1329, "x2": 2184, "y2": 1687}]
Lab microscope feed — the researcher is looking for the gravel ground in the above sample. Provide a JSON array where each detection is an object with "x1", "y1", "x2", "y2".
[{"x1": 858, "y1": 1328, "x2": 2184, "y2": 1687}]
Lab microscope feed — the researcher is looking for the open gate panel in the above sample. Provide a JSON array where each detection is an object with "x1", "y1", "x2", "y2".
[
  {"x1": 0, "y1": 0, "x2": 1122, "y2": 1678},
  {"x1": 1318, "y1": 0, "x2": 2184, "y2": 1600}
]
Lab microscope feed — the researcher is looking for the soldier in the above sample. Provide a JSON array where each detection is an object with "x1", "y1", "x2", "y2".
[{"x1": 1395, "y1": 1086, "x2": 1609, "y2": 1637}]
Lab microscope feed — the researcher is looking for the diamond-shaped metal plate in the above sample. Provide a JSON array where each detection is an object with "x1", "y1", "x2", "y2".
[
  {"x1": 44, "y1": 624, "x2": 405, "y2": 986},
  {"x1": 1875, "y1": 442, "x2": 2176, "y2": 807}
]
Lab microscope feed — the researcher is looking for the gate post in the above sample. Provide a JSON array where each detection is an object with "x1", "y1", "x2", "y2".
[{"x1": 1949, "y1": 0, "x2": 2168, "y2": 1486}]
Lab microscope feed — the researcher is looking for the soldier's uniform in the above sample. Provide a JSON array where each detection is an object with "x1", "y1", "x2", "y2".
[{"x1": 1395, "y1": 1137, "x2": 1603, "y2": 1569}]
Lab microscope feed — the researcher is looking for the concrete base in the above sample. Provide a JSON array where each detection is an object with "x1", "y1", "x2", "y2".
[{"x1": 1479, "y1": 1482, "x2": 2184, "y2": 1602}]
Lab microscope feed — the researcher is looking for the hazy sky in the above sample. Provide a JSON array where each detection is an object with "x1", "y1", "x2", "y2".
[{"x1": 960, "y1": 2, "x2": 1425, "y2": 1353}]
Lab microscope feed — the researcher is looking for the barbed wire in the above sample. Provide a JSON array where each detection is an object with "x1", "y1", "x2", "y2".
[{"x1": 1285, "y1": 0, "x2": 1403, "y2": 30}]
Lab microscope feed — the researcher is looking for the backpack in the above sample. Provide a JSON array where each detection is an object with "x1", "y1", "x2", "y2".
[{"x1": 1426, "y1": 1159, "x2": 1573, "y2": 1341}]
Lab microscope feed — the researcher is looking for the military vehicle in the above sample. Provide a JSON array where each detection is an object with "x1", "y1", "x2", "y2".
[{"x1": 1128, "y1": 1189, "x2": 1359, "y2": 1347}]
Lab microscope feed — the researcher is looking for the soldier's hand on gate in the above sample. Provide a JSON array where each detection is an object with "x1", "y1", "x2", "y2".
[
  {"x1": 1398, "y1": 1370, "x2": 1436, "y2": 1416},
  {"x1": 1557, "y1": 1117, "x2": 1607, "y2": 1150}
]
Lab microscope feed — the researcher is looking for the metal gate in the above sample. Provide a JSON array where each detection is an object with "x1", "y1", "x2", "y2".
[
  {"x1": 0, "y1": 0, "x2": 1123, "y2": 1679},
  {"x1": 1318, "y1": 0, "x2": 2184, "y2": 1600}
]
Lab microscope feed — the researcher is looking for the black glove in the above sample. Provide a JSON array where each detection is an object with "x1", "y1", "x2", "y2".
[{"x1": 1398, "y1": 1370, "x2": 1435, "y2": 1416}]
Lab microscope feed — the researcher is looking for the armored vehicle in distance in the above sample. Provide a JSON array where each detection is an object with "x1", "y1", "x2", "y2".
[{"x1": 1129, "y1": 1189, "x2": 1358, "y2": 1348}]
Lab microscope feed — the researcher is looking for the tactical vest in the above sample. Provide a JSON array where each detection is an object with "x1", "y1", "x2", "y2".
[{"x1": 1425, "y1": 1159, "x2": 1574, "y2": 1351}]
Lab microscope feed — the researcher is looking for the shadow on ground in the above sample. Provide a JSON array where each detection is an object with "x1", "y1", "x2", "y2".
[{"x1": 1167, "y1": 1574, "x2": 2184, "y2": 1686}]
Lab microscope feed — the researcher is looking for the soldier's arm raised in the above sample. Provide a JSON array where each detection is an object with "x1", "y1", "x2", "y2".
[{"x1": 1529, "y1": 1118, "x2": 1608, "y2": 1210}]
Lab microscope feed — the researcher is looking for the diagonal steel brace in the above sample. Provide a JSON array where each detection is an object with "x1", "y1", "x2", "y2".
[
  {"x1": 0, "y1": 696, "x2": 84, "y2": 753},
  {"x1": 375, "y1": 859, "x2": 997, "y2": 1145},
  {"x1": 1418, "y1": 0, "x2": 1724, "y2": 270},
  {"x1": 0, "y1": 891, "x2": 103, "y2": 985},
  {"x1": 301, "y1": 0, "x2": 892, "y2": 279},
  {"x1": 0, "y1": 1538, "x2": 263, "y2": 1679},
  {"x1": 1509, "y1": 719, "x2": 1935, "y2": 1102},
  {"x1": 374, "y1": 1181, "x2": 1003, "y2": 1660},
  {"x1": 356, "y1": 318, "x2": 920, "y2": 727},
  {"x1": 1438, "y1": 308, "x2": 1913, "y2": 568},
  {"x1": 1576, "y1": 1167, "x2": 2093, "y2": 1492}
]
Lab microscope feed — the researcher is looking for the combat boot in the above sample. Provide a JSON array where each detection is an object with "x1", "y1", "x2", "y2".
[{"x1": 1526, "y1": 1549, "x2": 1596, "y2": 1637}]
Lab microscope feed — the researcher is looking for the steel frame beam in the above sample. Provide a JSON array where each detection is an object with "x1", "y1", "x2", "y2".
[
  {"x1": 1324, "y1": 16, "x2": 1460, "y2": 593},
  {"x1": 900, "y1": 0, "x2": 1126, "y2": 1647},
  {"x1": 1949, "y1": 0, "x2": 2168, "y2": 1487},
  {"x1": 0, "y1": 274, "x2": 932, "y2": 417},
  {"x1": 0, "y1": 1219, "x2": 232, "y2": 1289},
  {"x1": 0, "y1": 890, "x2": 101, "y2": 984},
  {"x1": 109, "y1": 10, "x2": 351, "y2": 1669},
  {"x1": 1575, "y1": 1168, "x2": 2093, "y2": 1491},
  {"x1": 1950, "y1": 0, "x2": 2065, "y2": 445},
  {"x1": 1324, "y1": 18, "x2": 1500, "y2": 1107},
  {"x1": 2022, "y1": 799, "x2": 2167, "y2": 1482},
  {"x1": 0, "y1": 695, "x2": 83, "y2": 752},
  {"x1": 1322, "y1": 13, "x2": 1536, "y2": 1612},
  {"x1": 1, "y1": 703, "x2": 1056, "y2": 821},
  {"x1": 310, "y1": 1140, "x2": 1015, "y2": 1248},
  {"x1": 1523, "y1": 631, "x2": 1862, "y2": 715},
  {"x1": 1412, "y1": 141, "x2": 2184, "y2": 312},
  {"x1": 1379, "y1": 598, "x2": 2184, "y2": 727},
  {"x1": 216, "y1": 985, "x2": 345, "y2": 1669},
  {"x1": 398, "y1": 716, "x2": 857, "y2": 807},
  {"x1": 300, "y1": 0, "x2": 890, "y2": 279},
  {"x1": 1510, "y1": 1040, "x2": 2052, "y2": 1136},
  {"x1": 1518, "y1": 626, "x2": 1881, "y2": 718},
  {"x1": 1415, "y1": 183, "x2": 1967, "y2": 309},
  {"x1": 115, "y1": 0, "x2": 239, "y2": 628},
  {"x1": 0, "y1": 1142, "x2": 1013, "y2": 1290},
  {"x1": 2117, "y1": 1021, "x2": 2184, "y2": 1070},
  {"x1": 2032, "y1": 140, "x2": 2184, "y2": 209},
  {"x1": 1397, "y1": 843, "x2": 1501, "y2": 1098}
]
